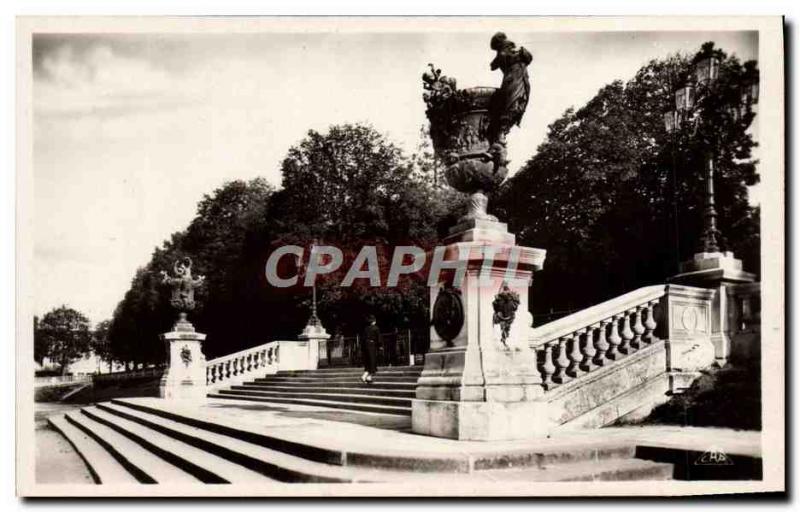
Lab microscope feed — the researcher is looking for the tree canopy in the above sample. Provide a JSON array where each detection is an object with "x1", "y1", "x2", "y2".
[
  {"x1": 494, "y1": 42, "x2": 760, "y2": 321},
  {"x1": 34, "y1": 306, "x2": 93, "y2": 374}
]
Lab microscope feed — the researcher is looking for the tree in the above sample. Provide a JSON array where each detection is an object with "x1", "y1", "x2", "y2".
[
  {"x1": 494, "y1": 43, "x2": 759, "y2": 320},
  {"x1": 92, "y1": 319, "x2": 114, "y2": 372},
  {"x1": 269, "y1": 123, "x2": 454, "y2": 339},
  {"x1": 34, "y1": 306, "x2": 93, "y2": 375}
]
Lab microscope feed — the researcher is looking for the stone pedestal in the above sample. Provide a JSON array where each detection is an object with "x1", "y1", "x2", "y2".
[
  {"x1": 670, "y1": 251, "x2": 755, "y2": 366},
  {"x1": 278, "y1": 320, "x2": 330, "y2": 372},
  {"x1": 412, "y1": 218, "x2": 548, "y2": 440},
  {"x1": 159, "y1": 315, "x2": 207, "y2": 402},
  {"x1": 661, "y1": 284, "x2": 717, "y2": 393}
]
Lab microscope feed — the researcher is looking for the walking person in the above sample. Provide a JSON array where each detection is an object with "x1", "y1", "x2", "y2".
[{"x1": 360, "y1": 314, "x2": 379, "y2": 384}]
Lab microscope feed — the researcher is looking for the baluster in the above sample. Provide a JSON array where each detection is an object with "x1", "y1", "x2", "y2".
[
  {"x1": 619, "y1": 309, "x2": 635, "y2": 355},
  {"x1": 225, "y1": 360, "x2": 231, "y2": 380},
  {"x1": 593, "y1": 321, "x2": 609, "y2": 366},
  {"x1": 643, "y1": 300, "x2": 658, "y2": 344},
  {"x1": 540, "y1": 342, "x2": 556, "y2": 389},
  {"x1": 206, "y1": 366, "x2": 211, "y2": 385},
  {"x1": 553, "y1": 336, "x2": 571, "y2": 383},
  {"x1": 607, "y1": 315, "x2": 622, "y2": 360},
  {"x1": 631, "y1": 306, "x2": 645, "y2": 350},
  {"x1": 580, "y1": 326, "x2": 597, "y2": 372},
  {"x1": 567, "y1": 331, "x2": 584, "y2": 378}
]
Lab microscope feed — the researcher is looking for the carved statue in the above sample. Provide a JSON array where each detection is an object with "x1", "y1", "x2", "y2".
[
  {"x1": 160, "y1": 257, "x2": 205, "y2": 316},
  {"x1": 493, "y1": 282, "x2": 520, "y2": 347},
  {"x1": 422, "y1": 33, "x2": 532, "y2": 222},
  {"x1": 488, "y1": 32, "x2": 533, "y2": 143}
]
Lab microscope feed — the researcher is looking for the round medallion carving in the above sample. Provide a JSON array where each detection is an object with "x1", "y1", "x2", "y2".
[
  {"x1": 681, "y1": 306, "x2": 699, "y2": 331},
  {"x1": 432, "y1": 286, "x2": 464, "y2": 344}
]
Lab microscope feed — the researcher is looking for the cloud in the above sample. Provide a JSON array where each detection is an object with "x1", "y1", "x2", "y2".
[{"x1": 34, "y1": 40, "x2": 187, "y2": 119}]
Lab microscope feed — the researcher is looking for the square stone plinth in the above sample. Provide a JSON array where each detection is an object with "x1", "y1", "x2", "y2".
[{"x1": 412, "y1": 399, "x2": 550, "y2": 441}]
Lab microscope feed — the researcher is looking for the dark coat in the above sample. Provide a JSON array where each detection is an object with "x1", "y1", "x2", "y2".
[{"x1": 361, "y1": 324, "x2": 380, "y2": 374}]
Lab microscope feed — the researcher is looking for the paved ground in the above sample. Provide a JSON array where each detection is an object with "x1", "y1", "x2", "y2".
[
  {"x1": 146, "y1": 397, "x2": 763, "y2": 458},
  {"x1": 35, "y1": 402, "x2": 95, "y2": 484}
]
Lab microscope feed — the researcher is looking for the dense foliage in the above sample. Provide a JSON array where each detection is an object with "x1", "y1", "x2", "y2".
[{"x1": 494, "y1": 43, "x2": 760, "y2": 321}]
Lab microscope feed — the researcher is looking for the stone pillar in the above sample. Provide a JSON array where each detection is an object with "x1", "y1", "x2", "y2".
[
  {"x1": 412, "y1": 218, "x2": 548, "y2": 441},
  {"x1": 159, "y1": 313, "x2": 207, "y2": 402},
  {"x1": 661, "y1": 284, "x2": 717, "y2": 393},
  {"x1": 278, "y1": 321, "x2": 330, "y2": 372},
  {"x1": 669, "y1": 251, "x2": 755, "y2": 367}
]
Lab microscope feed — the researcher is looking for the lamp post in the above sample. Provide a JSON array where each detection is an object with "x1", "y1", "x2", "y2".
[
  {"x1": 662, "y1": 54, "x2": 757, "y2": 255},
  {"x1": 666, "y1": 52, "x2": 759, "y2": 367}
]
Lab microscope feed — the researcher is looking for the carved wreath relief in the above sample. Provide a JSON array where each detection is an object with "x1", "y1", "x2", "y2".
[
  {"x1": 180, "y1": 345, "x2": 192, "y2": 367},
  {"x1": 492, "y1": 281, "x2": 520, "y2": 347},
  {"x1": 432, "y1": 285, "x2": 464, "y2": 345}
]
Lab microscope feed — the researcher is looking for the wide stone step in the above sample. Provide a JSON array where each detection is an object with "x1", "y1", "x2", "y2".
[
  {"x1": 95, "y1": 402, "x2": 355, "y2": 482},
  {"x1": 110, "y1": 399, "x2": 648, "y2": 475},
  {"x1": 255, "y1": 375, "x2": 419, "y2": 384},
  {"x1": 278, "y1": 369, "x2": 422, "y2": 378},
  {"x1": 248, "y1": 379, "x2": 417, "y2": 390},
  {"x1": 283, "y1": 365, "x2": 421, "y2": 375},
  {"x1": 82, "y1": 405, "x2": 273, "y2": 483},
  {"x1": 207, "y1": 392, "x2": 412, "y2": 416},
  {"x1": 217, "y1": 388, "x2": 413, "y2": 407},
  {"x1": 67, "y1": 409, "x2": 198, "y2": 484},
  {"x1": 233, "y1": 384, "x2": 416, "y2": 398},
  {"x1": 47, "y1": 414, "x2": 140, "y2": 484}
]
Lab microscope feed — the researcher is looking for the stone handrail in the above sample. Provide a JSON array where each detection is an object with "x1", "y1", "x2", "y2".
[
  {"x1": 530, "y1": 285, "x2": 666, "y2": 347},
  {"x1": 529, "y1": 285, "x2": 667, "y2": 392},
  {"x1": 93, "y1": 367, "x2": 164, "y2": 383},
  {"x1": 206, "y1": 341, "x2": 280, "y2": 388},
  {"x1": 35, "y1": 374, "x2": 92, "y2": 387}
]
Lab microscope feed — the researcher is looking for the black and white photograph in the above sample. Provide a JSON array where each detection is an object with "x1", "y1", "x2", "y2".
[{"x1": 14, "y1": 16, "x2": 784, "y2": 497}]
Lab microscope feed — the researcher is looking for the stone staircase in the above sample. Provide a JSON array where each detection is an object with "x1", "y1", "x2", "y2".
[
  {"x1": 48, "y1": 398, "x2": 675, "y2": 484},
  {"x1": 208, "y1": 365, "x2": 422, "y2": 416}
]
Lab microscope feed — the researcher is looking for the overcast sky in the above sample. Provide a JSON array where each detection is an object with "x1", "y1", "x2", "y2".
[{"x1": 32, "y1": 30, "x2": 758, "y2": 324}]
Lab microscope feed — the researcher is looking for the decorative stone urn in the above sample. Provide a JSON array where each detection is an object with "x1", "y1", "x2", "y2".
[
  {"x1": 413, "y1": 34, "x2": 549, "y2": 441},
  {"x1": 424, "y1": 73, "x2": 508, "y2": 223}
]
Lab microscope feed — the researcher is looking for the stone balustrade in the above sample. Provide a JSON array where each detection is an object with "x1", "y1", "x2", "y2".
[
  {"x1": 206, "y1": 341, "x2": 280, "y2": 389},
  {"x1": 530, "y1": 285, "x2": 667, "y2": 392}
]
